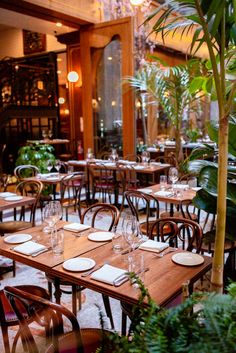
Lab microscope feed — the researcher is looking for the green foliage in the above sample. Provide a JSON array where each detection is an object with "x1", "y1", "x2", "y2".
[
  {"x1": 16, "y1": 143, "x2": 56, "y2": 173},
  {"x1": 185, "y1": 128, "x2": 201, "y2": 142},
  {"x1": 102, "y1": 279, "x2": 236, "y2": 353},
  {"x1": 188, "y1": 118, "x2": 236, "y2": 239}
]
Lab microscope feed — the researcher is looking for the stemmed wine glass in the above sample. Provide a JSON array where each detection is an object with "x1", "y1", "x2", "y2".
[
  {"x1": 54, "y1": 160, "x2": 61, "y2": 175},
  {"x1": 43, "y1": 201, "x2": 62, "y2": 233},
  {"x1": 46, "y1": 160, "x2": 54, "y2": 173},
  {"x1": 48, "y1": 130, "x2": 53, "y2": 139},
  {"x1": 168, "y1": 167, "x2": 179, "y2": 193},
  {"x1": 141, "y1": 151, "x2": 150, "y2": 165}
]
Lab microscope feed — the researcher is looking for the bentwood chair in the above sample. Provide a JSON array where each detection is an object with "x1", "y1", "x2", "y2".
[
  {"x1": 121, "y1": 217, "x2": 203, "y2": 335},
  {"x1": 59, "y1": 172, "x2": 86, "y2": 221},
  {"x1": 14, "y1": 165, "x2": 39, "y2": 180},
  {"x1": 0, "y1": 285, "x2": 50, "y2": 353},
  {"x1": 124, "y1": 190, "x2": 160, "y2": 238},
  {"x1": 0, "y1": 180, "x2": 43, "y2": 276},
  {"x1": 4, "y1": 286, "x2": 112, "y2": 353},
  {"x1": 47, "y1": 203, "x2": 120, "y2": 329}
]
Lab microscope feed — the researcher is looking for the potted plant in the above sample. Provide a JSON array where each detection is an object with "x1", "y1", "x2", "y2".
[
  {"x1": 15, "y1": 143, "x2": 56, "y2": 173},
  {"x1": 101, "y1": 279, "x2": 236, "y2": 353},
  {"x1": 145, "y1": 0, "x2": 236, "y2": 292}
]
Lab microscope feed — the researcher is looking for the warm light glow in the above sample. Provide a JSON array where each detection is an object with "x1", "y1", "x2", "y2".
[
  {"x1": 64, "y1": 109, "x2": 70, "y2": 115},
  {"x1": 37, "y1": 81, "x2": 44, "y2": 90},
  {"x1": 130, "y1": 0, "x2": 144, "y2": 5},
  {"x1": 67, "y1": 71, "x2": 79, "y2": 83},
  {"x1": 111, "y1": 100, "x2": 116, "y2": 106},
  {"x1": 57, "y1": 57, "x2": 62, "y2": 62},
  {"x1": 107, "y1": 56, "x2": 113, "y2": 61},
  {"x1": 58, "y1": 97, "x2": 65, "y2": 104},
  {"x1": 56, "y1": 22, "x2": 62, "y2": 27},
  {"x1": 15, "y1": 65, "x2": 19, "y2": 71},
  {"x1": 57, "y1": 70, "x2": 62, "y2": 74}
]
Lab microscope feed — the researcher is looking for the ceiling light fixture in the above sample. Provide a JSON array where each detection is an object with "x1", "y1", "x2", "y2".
[{"x1": 56, "y1": 22, "x2": 62, "y2": 27}]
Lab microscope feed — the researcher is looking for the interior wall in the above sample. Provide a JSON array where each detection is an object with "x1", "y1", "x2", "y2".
[{"x1": 0, "y1": 28, "x2": 65, "y2": 59}]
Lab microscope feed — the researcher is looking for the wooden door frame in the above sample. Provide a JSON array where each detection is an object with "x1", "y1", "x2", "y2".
[{"x1": 80, "y1": 17, "x2": 135, "y2": 157}]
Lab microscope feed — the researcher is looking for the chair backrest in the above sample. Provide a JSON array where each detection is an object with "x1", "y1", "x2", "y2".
[
  {"x1": 0, "y1": 173, "x2": 10, "y2": 192},
  {"x1": 60, "y1": 172, "x2": 85, "y2": 201},
  {"x1": 15, "y1": 180, "x2": 43, "y2": 225},
  {"x1": 4, "y1": 286, "x2": 83, "y2": 353},
  {"x1": 179, "y1": 199, "x2": 200, "y2": 222},
  {"x1": 80, "y1": 203, "x2": 120, "y2": 231},
  {"x1": 124, "y1": 190, "x2": 160, "y2": 237},
  {"x1": 123, "y1": 154, "x2": 141, "y2": 163},
  {"x1": 14, "y1": 165, "x2": 39, "y2": 181},
  {"x1": 149, "y1": 217, "x2": 203, "y2": 252}
]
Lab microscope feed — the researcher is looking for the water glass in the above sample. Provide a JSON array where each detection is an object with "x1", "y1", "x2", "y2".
[
  {"x1": 51, "y1": 229, "x2": 64, "y2": 255},
  {"x1": 68, "y1": 165, "x2": 74, "y2": 174},
  {"x1": 128, "y1": 253, "x2": 145, "y2": 287},
  {"x1": 188, "y1": 177, "x2": 197, "y2": 188},
  {"x1": 160, "y1": 175, "x2": 167, "y2": 190},
  {"x1": 112, "y1": 227, "x2": 124, "y2": 253}
]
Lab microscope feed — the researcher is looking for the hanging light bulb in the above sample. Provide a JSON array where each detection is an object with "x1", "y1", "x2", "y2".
[
  {"x1": 130, "y1": 0, "x2": 144, "y2": 5},
  {"x1": 67, "y1": 71, "x2": 79, "y2": 83}
]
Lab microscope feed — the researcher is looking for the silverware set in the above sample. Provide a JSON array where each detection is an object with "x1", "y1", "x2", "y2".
[{"x1": 153, "y1": 247, "x2": 178, "y2": 258}]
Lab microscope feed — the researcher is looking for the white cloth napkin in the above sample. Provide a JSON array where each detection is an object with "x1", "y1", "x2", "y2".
[
  {"x1": 63, "y1": 223, "x2": 91, "y2": 233},
  {"x1": 154, "y1": 190, "x2": 173, "y2": 197},
  {"x1": 174, "y1": 184, "x2": 189, "y2": 190},
  {"x1": 0, "y1": 192, "x2": 16, "y2": 198},
  {"x1": 137, "y1": 188, "x2": 153, "y2": 194},
  {"x1": 91, "y1": 264, "x2": 127, "y2": 285},
  {"x1": 13, "y1": 241, "x2": 46, "y2": 255},
  {"x1": 139, "y1": 239, "x2": 169, "y2": 253},
  {"x1": 134, "y1": 165, "x2": 145, "y2": 170}
]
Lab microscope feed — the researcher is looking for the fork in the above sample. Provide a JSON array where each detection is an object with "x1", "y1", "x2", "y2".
[{"x1": 154, "y1": 247, "x2": 178, "y2": 258}]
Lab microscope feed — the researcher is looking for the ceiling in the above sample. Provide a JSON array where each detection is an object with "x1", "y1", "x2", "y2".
[{"x1": 0, "y1": 8, "x2": 77, "y2": 36}]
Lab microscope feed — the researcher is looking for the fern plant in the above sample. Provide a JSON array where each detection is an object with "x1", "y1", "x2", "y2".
[{"x1": 102, "y1": 278, "x2": 236, "y2": 353}]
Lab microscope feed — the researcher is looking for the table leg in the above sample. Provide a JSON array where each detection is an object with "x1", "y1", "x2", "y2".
[{"x1": 53, "y1": 277, "x2": 62, "y2": 304}]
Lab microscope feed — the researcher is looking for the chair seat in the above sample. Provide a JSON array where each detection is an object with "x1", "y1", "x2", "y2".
[
  {"x1": 160, "y1": 211, "x2": 198, "y2": 221},
  {"x1": 0, "y1": 221, "x2": 32, "y2": 234},
  {"x1": 45, "y1": 328, "x2": 112, "y2": 353},
  {"x1": 200, "y1": 240, "x2": 236, "y2": 253}
]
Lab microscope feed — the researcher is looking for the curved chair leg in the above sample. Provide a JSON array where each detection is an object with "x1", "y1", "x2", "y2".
[{"x1": 121, "y1": 311, "x2": 127, "y2": 336}]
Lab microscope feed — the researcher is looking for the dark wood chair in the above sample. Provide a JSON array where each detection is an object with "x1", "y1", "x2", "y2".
[
  {"x1": 59, "y1": 172, "x2": 86, "y2": 221},
  {"x1": 4, "y1": 286, "x2": 111, "y2": 353},
  {"x1": 0, "y1": 285, "x2": 50, "y2": 353},
  {"x1": 47, "y1": 203, "x2": 120, "y2": 330},
  {"x1": 124, "y1": 190, "x2": 160, "y2": 238},
  {"x1": 0, "y1": 180, "x2": 43, "y2": 276}
]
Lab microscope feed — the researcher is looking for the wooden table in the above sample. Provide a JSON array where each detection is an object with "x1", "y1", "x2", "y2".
[
  {"x1": 27, "y1": 139, "x2": 70, "y2": 145},
  {"x1": 144, "y1": 184, "x2": 197, "y2": 216},
  {"x1": 68, "y1": 160, "x2": 171, "y2": 205},
  {"x1": 0, "y1": 221, "x2": 212, "y2": 308},
  {"x1": 0, "y1": 196, "x2": 35, "y2": 212}
]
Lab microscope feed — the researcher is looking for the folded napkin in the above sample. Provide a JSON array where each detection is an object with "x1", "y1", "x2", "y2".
[
  {"x1": 63, "y1": 223, "x2": 91, "y2": 233},
  {"x1": 154, "y1": 190, "x2": 173, "y2": 197},
  {"x1": 13, "y1": 241, "x2": 46, "y2": 256},
  {"x1": 91, "y1": 264, "x2": 127, "y2": 286},
  {"x1": 137, "y1": 188, "x2": 153, "y2": 194},
  {"x1": 192, "y1": 186, "x2": 202, "y2": 191},
  {"x1": 134, "y1": 165, "x2": 145, "y2": 170},
  {"x1": 174, "y1": 184, "x2": 189, "y2": 190},
  {"x1": 139, "y1": 239, "x2": 169, "y2": 253}
]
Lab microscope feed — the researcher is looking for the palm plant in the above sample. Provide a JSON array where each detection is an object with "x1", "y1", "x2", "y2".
[
  {"x1": 146, "y1": 0, "x2": 236, "y2": 292},
  {"x1": 126, "y1": 58, "x2": 203, "y2": 167}
]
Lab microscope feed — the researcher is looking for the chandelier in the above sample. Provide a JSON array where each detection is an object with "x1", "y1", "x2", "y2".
[{"x1": 100, "y1": 0, "x2": 155, "y2": 65}]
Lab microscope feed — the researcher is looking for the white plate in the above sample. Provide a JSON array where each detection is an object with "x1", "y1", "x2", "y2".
[
  {"x1": 88, "y1": 231, "x2": 114, "y2": 242},
  {"x1": 172, "y1": 252, "x2": 204, "y2": 266},
  {"x1": 0, "y1": 192, "x2": 17, "y2": 198},
  {"x1": 137, "y1": 188, "x2": 152, "y2": 194},
  {"x1": 4, "y1": 233, "x2": 32, "y2": 244},
  {"x1": 63, "y1": 257, "x2": 96, "y2": 272},
  {"x1": 4, "y1": 196, "x2": 23, "y2": 201}
]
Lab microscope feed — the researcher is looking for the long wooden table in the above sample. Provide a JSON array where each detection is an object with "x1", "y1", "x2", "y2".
[
  {"x1": 0, "y1": 196, "x2": 35, "y2": 212},
  {"x1": 0, "y1": 221, "x2": 212, "y2": 308},
  {"x1": 68, "y1": 160, "x2": 171, "y2": 205}
]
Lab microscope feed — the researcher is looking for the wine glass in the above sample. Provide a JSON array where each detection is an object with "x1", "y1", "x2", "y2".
[
  {"x1": 48, "y1": 130, "x2": 53, "y2": 139},
  {"x1": 54, "y1": 160, "x2": 61, "y2": 175},
  {"x1": 168, "y1": 167, "x2": 179, "y2": 193},
  {"x1": 46, "y1": 160, "x2": 54, "y2": 173},
  {"x1": 43, "y1": 201, "x2": 62, "y2": 233},
  {"x1": 141, "y1": 151, "x2": 150, "y2": 165},
  {"x1": 42, "y1": 130, "x2": 48, "y2": 141}
]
